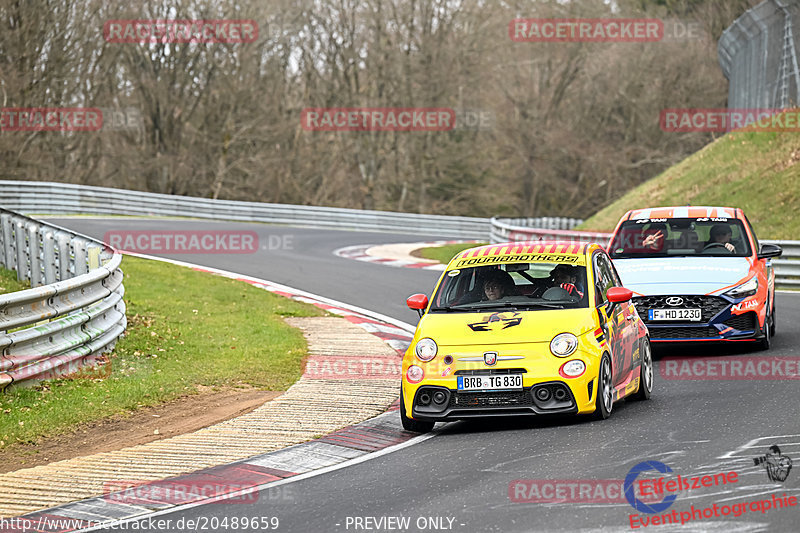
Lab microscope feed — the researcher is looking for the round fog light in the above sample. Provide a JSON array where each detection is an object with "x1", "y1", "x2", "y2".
[
  {"x1": 535, "y1": 387, "x2": 552, "y2": 402},
  {"x1": 433, "y1": 391, "x2": 447, "y2": 404},
  {"x1": 554, "y1": 388, "x2": 567, "y2": 401},
  {"x1": 418, "y1": 392, "x2": 431, "y2": 405},
  {"x1": 406, "y1": 365, "x2": 424, "y2": 383},
  {"x1": 559, "y1": 360, "x2": 586, "y2": 378}
]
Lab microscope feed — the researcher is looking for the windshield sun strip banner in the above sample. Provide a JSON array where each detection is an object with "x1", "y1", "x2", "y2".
[
  {"x1": 452, "y1": 252, "x2": 586, "y2": 268},
  {"x1": 630, "y1": 206, "x2": 736, "y2": 220},
  {"x1": 457, "y1": 242, "x2": 587, "y2": 260}
]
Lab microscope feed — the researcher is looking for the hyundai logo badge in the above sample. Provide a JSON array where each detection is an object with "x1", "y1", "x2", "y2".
[
  {"x1": 484, "y1": 351, "x2": 498, "y2": 366},
  {"x1": 665, "y1": 296, "x2": 684, "y2": 306}
]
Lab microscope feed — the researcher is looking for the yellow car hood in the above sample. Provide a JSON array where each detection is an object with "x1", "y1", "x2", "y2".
[{"x1": 417, "y1": 308, "x2": 597, "y2": 346}]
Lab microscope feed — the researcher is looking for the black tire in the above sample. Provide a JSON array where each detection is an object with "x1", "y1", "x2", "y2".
[
  {"x1": 632, "y1": 338, "x2": 653, "y2": 401},
  {"x1": 400, "y1": 387, "x2": 434, "y2": 433},
  {"x1": 769, "y1": 300, "x2": 777, "y2": 337},
  {"x1": 758, "y1": 315, "x2": 771, "y2": 351},
  {"x1": 594, "y1": 355, "x2": 614, "y2": 420}
]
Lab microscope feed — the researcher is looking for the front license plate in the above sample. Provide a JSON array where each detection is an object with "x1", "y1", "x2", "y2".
[
  {"x1": 457, "y1": 374, "x2": 523, "y2": 391},
  {"x1": 648, "y1": 308, "x2": 702, "y2": 321}
]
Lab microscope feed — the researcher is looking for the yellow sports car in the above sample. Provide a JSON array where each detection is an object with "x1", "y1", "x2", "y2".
[{"x1": 401, "y1": 241, "x2": 652, "y2": 432}]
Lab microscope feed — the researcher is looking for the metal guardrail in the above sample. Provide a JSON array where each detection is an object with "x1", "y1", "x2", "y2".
[
  {"x1": 489, "y1": 216, "x2": 607, "y2": 245},
  {"x1": 772, "y1": 243, "x2": 800, "y2": 289},
  {"x1": 0, "y1": 181, "x2": 489, "y2": 239},
  {"x1": 0, "y1": 208, "x2": 126, "y2": 391},
  {"x1": 490, "y1": 217, "x2": 800, "y2": 290}
]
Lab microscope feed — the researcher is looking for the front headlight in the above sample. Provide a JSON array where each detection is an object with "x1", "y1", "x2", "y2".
[
  {"x1": 724, "y1": 276, "x2": 758, "y2": 299},
  {"x1": 550, "y1": 333, "x2": 578, "y2": 357},
  {"x1": 415, "y1": 338, "x2": 438, "y2": 362}
]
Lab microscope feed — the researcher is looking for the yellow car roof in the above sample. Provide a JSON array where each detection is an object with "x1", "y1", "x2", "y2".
[{"x1": 448, "y1": 241, "x2": 600, "y2": 269}]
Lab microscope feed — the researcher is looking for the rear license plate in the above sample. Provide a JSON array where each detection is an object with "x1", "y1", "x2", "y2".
[
  {"x1": 457, "y1": 374, "x2": 523, "y2": 391},
  {"x1": 648, "y1": 308, "x2": 702, "y2": 321}
]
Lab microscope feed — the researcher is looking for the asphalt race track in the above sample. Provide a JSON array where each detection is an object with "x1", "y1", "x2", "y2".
[{"x1": 47, "y1": 218, "x2": 800, "y2": 533}]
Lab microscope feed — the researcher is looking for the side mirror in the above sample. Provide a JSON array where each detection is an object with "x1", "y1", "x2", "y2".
[
  {"x1": 605, "y1": 287, "x2": 632, "y2": 313},
  {"x1": 757, "y1": 243, "x2": 782, "y2": 260},
  {"x1": 406, "y1": 293, "x2": 429, "y2": 317},
  {"x1": 606, "y1": 287, "x2": 633, "y2": 303}
]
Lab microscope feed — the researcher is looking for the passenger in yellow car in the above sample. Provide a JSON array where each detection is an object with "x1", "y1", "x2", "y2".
[{"x1": 550, "y1": 264, "x2": 584, "y2": 299}]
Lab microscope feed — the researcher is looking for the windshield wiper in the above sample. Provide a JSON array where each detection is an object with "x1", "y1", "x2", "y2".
[
  {"x1": 517, "y1": 302, "x2": 566, "y2": 309},
  {"x1": 451, "y1": 301, "x2": 565, "y2": 311},
  {"x1": 429, "y1": 306, "x2": 466, "y2": 312}
]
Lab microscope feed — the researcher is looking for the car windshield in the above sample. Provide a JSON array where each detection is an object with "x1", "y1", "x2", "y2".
[
  {"x1": 609, "y1": 217, "x2": 752, "y2": 258},
  {"x1": 430, "y1": 261, "x2": 589, "y2": 312}
]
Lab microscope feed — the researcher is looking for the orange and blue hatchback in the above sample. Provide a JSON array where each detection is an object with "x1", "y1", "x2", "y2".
[{"x1": 608, "y1": 206, "x2": 781, "y2": 349}]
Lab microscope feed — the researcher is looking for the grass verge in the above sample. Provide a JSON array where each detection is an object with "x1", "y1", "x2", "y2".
[
  {"x1": 0, "y1": 255, "x2": 323, "y2": 450},
  {"x1": 414, "y1": 242, "x2": 488, "y2": 264},
  {"x1": 0, "y1": 267, "x2": 29, "y2": 295},
  {"x1": 579, "y1": 121, "x2": 800, "y2": 239}
]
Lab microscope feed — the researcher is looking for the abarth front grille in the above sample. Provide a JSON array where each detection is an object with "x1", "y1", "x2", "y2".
[{"x1": 449, "y1": 389, "x2": 534, "y2": 408}]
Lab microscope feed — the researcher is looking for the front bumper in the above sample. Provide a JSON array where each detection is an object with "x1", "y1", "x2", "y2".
[
  {"x1": 409, "y1": 381, "x2": 584, "y2": 420},
  {"x1": 631, "y1": 294, "x2": 762, "y2": 342}
]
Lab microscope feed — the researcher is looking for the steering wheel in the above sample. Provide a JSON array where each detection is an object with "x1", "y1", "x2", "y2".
[
  {"x1": 525, "y1": 281, "x2": 548, "y2": 298},
  {"x1": 703, "y1": 242, "x2": 729, "y2": 252}
]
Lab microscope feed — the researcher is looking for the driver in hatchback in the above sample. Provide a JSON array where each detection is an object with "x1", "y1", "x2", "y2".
[{"x1": 705, "y1": 224, "x2": 735, "y2": 253}]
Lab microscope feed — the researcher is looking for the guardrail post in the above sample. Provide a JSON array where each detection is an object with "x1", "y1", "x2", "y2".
[
  {"x1": 0, "y1": 214, "x2": 11, "y2": 270},
  {"x1": 54, "y1": 231, "x2": 71, "y2": 281},
  {"x1": 43, "y1": 229, "x2": 57, "y2": 284},
  {"x1": 27, "y1": 222, "x2": 43, "y2": 287},
  {"x1": 14, "y1": 219, "x2": 28, "y2": 282},
  {"x1": 73, "y1": 238, "x2": 88, "y2": 276}
]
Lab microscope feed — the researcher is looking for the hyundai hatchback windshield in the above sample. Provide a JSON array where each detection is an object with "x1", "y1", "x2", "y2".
[{"x1": 609, "y1": 217, "x2": 752, "y2": 258}]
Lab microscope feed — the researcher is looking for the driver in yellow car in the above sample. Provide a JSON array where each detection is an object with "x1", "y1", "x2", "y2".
[{"x1": 482, "y1": 269, "x2": 515, "y2": 300}]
